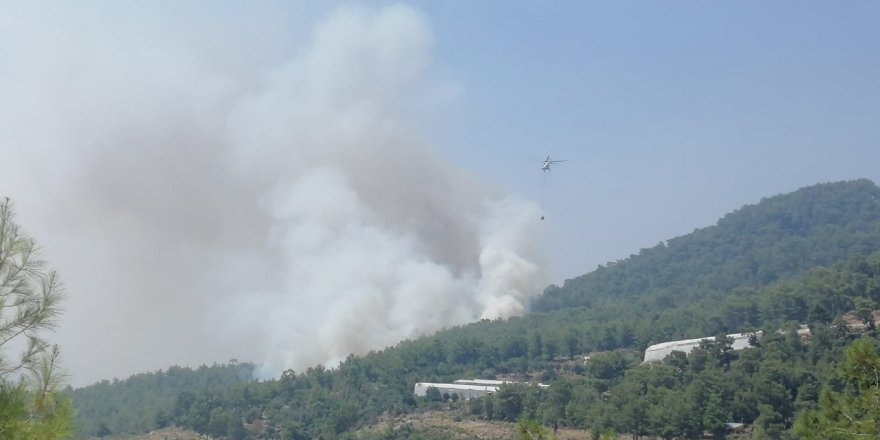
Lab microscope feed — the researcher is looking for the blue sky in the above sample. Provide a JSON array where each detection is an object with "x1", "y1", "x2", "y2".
[{"x1": 410, "y1": 2, "x2": 880, "y2": 278}]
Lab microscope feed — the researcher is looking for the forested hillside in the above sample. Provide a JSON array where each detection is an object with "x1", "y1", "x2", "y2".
[
  {"x1": 69, "y1": 180, "x2": 880, "y2": 439},
  {"x1": 70, "y1": 363, "x2": 254, "y2": 438},
  {"x1": 536, "y1": 179, "x2": 880, "y2": 311}
]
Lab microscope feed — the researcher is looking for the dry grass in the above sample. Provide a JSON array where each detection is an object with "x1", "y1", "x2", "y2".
[
  {"x1": 99, "y1": 427, "x2": 208, "y2": 440},
  {"x1": 363, "y1": 410, "x2": 632, "y2": 440}
]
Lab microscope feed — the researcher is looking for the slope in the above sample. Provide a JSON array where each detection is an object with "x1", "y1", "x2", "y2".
[{"x1": 536, "y1": 179, "x2": 880, "y2": 313}]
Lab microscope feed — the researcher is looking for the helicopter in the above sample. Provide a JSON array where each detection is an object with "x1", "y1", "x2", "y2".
[
  {"x1": 541, "y1": 155, "x2": 566, "y2": 172},
  {"x1": 540, "y1": 155, "x2": 566, "y2": 220}
]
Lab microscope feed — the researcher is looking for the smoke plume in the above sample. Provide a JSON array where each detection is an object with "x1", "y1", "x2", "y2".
[{"x1": 0, "y1": 2, "x2": 545, "y2": 384}]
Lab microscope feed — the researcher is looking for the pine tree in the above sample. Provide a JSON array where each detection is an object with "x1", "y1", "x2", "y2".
[
  {"x1": 794, "y1": 337, "x2": 880, "y2": 439},
  {"x1": 0, "y1": 198, "x2": 72, "y2": 439}
]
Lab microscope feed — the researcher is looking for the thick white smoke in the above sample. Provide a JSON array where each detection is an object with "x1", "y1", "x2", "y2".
[{"x1": 0, "y1": 3, "x2": 546, "y2": 384}]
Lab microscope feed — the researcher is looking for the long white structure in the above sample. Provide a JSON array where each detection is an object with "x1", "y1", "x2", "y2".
[
  {"x1": 642, "y1": 332, "x2": 759, "y2": 363},
  {"x1": 454, "y1": 379, "x2": 513, "y2": 386},
  {"x1": 414, "y1": 379, "x2": 550, "y2": 400},
  {"x1": 413, "y1": 382, "x2": 498, "y2": 399}
]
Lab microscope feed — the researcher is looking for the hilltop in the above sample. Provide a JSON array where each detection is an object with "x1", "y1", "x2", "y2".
[{"x1": 537, "y1": 178, "x2": 880, "y2": 311}]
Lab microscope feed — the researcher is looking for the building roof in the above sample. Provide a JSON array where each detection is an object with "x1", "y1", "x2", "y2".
[
  {"x1": 643, "y1": 332, "x2": 761, "y2": 363},
  {"x1": 415, "y1": 382, "x2": 498, "y2": 392}
]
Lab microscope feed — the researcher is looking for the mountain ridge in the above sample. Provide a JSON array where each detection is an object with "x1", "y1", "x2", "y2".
[{"x1": 536, "y1": 179, "x2": 880, "y2": 312}]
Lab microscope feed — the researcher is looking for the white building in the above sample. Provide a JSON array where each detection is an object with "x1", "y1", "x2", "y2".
[
  {"x1": 455, "y1": 378, "x2": 549, "y2": 388},
  {"x1": 413, "y1": 382, "x2": 498, "y2": 400},
  {"x1": 454, "y1": 379, "x2": 513, "y2": 386},
  {"x1": 642, "y1": 332, "x2": 759, "y2": 363},
  {"x1": 414, "y1": 379, "x2": 550, "y2": 400}
]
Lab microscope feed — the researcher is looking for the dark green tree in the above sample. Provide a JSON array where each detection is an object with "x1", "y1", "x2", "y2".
[
  {"x1": 0, "y1": 198, "x2": 72, "y2": 440},
  {"x1": 794, "y1": 337, "x2": 880, "y2": 439},
  {"x1": 516, "y1": 415, "x2": 549, "y2": 439},
  {"x1": 425, "y1": 386, "x2": 442, "y2": 402}
]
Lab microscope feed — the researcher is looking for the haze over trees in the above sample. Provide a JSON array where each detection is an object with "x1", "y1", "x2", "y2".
[
  {"x1": 0, "y1": 198, "x2": 73, "y2": 439},
  {"x1": 69, "y1": 179, "x2": 880, "y2": 439}
]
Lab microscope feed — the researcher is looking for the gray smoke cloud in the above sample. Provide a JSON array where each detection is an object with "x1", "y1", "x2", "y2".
[{"x1": 0, "y1": 2, "x2": 546, "y2": 385}]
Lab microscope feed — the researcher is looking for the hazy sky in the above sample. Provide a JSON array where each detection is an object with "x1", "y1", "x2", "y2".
[
  {"x1": 419, "y1": 1, "x2": 880, "y2": 276},
  {"x1": 1, "y1": 2, "x2": 878, "y2": 386}
]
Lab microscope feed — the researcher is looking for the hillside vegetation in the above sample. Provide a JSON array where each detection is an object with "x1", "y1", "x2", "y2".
[
  {"x1": 70, "y1": 363, "x2": 254, "y2": 437},
  {"x1": 537, "y1": 179, "x2": 880, "y2": 311},
  {"x1": 70, "y1": 179, "x2": 880, "y2": 439}
]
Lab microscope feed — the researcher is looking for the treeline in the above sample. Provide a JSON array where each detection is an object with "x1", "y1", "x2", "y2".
[{"x1": 69, "y1": 362, "x2": 255, "y2": 438}]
